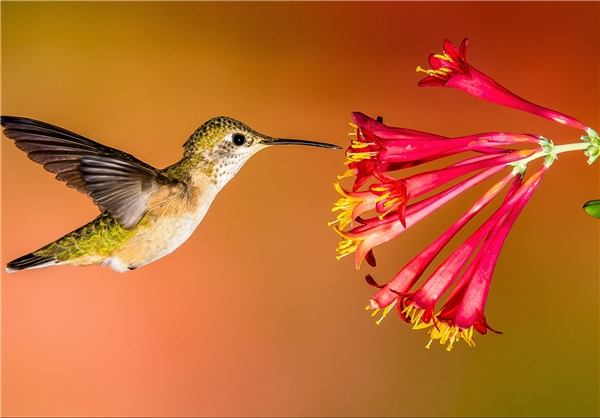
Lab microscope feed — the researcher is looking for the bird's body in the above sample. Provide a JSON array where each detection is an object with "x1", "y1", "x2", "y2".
[
  {"x1": 2, "y1": 116, "x2": 339, "y2": 272},
  {"x1": 25, "y1": 187, "x2": 215, "y2": 273}
]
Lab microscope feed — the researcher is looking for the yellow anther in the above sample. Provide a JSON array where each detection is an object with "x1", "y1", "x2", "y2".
[
  {"x1": 449, "y1": 327, "x2": 458, "y2": 346},
  {"x1": 415, "y1": 65, "x2": 427, "y2": 74},
  {"x1": 432, "y1": 51, "x2": 453, "y2": 62},
  {"x1": 416, "y1": 65, "x2": 453, "y2": 79},
  {"x1": 350, "y1": 139, "x2": 375, "y2": 149},
  {"x1": 411, "y1": 311, "x2": 425, "y2": 329},
  {"x1": 338, "y1": 240, "x2": 354, "y2": 250},
  {"x1": 371, "y1": 186, "x2": 389, "y2": 194},
  {"x1": 377, "y1": 206, "x2": 400, "y2": 221},
  {"x1": 333, "y1": 229, "x2": 361, "y2": 260},
  {"x1": 383, "y1": 197, "x2": 400, "y2": 209},
  {"x1": 337, "y1": 169, "x2": 354, "y2": 179},
  {"x1": 421, "y1": 320, "x2": 478, "y2": 351},
  {"x1": 374, "y1": 299, "x2": 397, "y2": 325},
  {"x1": 335, "y1": 253, "x2": 352, "y2": 261},
  {"x1": 413, "y1": 320, "x2": 433, "y2": 330},
  {"x1": 346, "y1": 151, "x2": 377, "y2": 162},
  {"x1": 351, "y1": 142, "x2": 369, "y2": 149},
  {"x1": 330, "y1": 182, "x2": 366, "y2": 230},
  {"x1": 375, "y1": 195, "x2": 391, "y2": 205}
]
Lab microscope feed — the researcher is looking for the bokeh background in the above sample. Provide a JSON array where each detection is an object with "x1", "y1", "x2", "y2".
[{"x1": 1, "y1": 2, "x2": 598, "y2": 416}]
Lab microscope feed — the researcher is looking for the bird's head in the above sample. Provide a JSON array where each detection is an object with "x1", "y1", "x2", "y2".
[{"x1": 183, "y1": 116, "x2": 340, "y2": 186}]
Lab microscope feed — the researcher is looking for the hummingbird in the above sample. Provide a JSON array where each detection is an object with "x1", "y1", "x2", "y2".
[{"x1": 2, "y1": 116, "x2": 340, "y2": 273}]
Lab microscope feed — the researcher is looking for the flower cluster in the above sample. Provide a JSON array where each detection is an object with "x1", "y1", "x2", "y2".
[{"x1": 330, "y1": 39, "x2": 598, "y2": 351}]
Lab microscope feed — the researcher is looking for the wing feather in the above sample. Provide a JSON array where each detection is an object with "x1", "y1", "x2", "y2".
[{"x1": 2, "y1": 116, "x2": 181, "y2": 229}]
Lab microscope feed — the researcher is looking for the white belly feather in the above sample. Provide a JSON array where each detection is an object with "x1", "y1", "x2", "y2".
[{"x1": 102, "y1": 188, "x2": 217, "y2": 272}]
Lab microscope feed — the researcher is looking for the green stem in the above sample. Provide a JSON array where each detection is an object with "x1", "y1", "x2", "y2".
[
  {"x1": 552, "y1": 142, "x2": 592, "y2": 154},
  {"x1": 519, "y1": 141, "x2": 591, "y2": 168},
  {"x1": 509, "y1": 139, "x2": 593, "y2": 175}
]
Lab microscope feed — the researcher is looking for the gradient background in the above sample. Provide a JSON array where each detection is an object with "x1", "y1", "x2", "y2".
[{"x1": 1, "y1": 2, "x2": 598, "y2": 416}]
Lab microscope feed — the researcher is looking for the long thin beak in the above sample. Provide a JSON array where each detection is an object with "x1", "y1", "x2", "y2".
[{"x1": 261, "y1": 137, "x2": 341, "y2": 150}]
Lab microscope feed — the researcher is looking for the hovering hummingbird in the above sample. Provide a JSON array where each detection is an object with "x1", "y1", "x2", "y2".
[{"x1": 2, "y1": 116, "x2": 340, "y2": 273}]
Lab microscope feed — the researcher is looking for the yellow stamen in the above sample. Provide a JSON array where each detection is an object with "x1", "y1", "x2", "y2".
[
  {"x1": 350, "y1": 142, "x2": 369, "y2": 149},
  {"x1": 400, "y1": 304, "x2": 479, "y2": 350},
  {"x1": 382, "y1": 197, "x2": 400, "y2": 209},
  {"x1": 335, "y1": 247, "x2": 356, "y2": 261},
  {"x1": 413, "y1": 319, "x2": 433, "y2": 331},
  {"x1": 375, "y1": 299, "x2": 397, "y2": 325},
  {"x1": 332, "y1": 227, "x2": 362, "y2": 260},
  {"x1": 374, "y1": 192, "x2": 390, "y2": 202},
  {"x1": 377, "y1": 204, "x2": 401, "y2": 220},
  {"x1": 425, "y1": 320, "x2": 477, "y2": 351},
  {"x1": 370, "y1": 185, "x2": 388, "y2": 193},
  {"x1": 337, "y1": 169, "x2": 354, "y2": 180},
  {"x1": 433, "y1": 51, "x2": 453, "y2": 62},
  {"x1": 411, "y1": 311, "x2": 426, "y2": 329},
  {"x1": 330, "y1": 181, "x2": 366, "y2": 230},
  {"x1": 346, "y1": 151, "x2": 377, "y2": 162},
  {"x1": 402, "y1": 303, "x2": 427, "y2": 328},
  {"x1": 416, "y1": 65, "x2": 453, "y2": 79},
  {"x1": 350, "y1": 139, "x2": 375, "y2": 149},
  {"x1": 329, "y1": 207, "x2": 349, "y2": 228}
]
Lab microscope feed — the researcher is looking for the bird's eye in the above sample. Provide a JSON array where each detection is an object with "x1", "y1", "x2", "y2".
[{"x1": 232, "y1": 133, "x2": 246, "y2": 146}]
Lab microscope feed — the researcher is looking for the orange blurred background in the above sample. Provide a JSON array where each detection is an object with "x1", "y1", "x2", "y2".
[{"x1": 1, "y1": 2, "x2": 598, "y2": 416}]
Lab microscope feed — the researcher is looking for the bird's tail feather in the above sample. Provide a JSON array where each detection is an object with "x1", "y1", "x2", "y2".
[{"x1": 6, "y1": 252, "x2": 57, "y2": 273}]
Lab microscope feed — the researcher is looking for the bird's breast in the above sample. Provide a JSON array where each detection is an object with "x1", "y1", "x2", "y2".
[{"x1": 106, "y1": 186, "x2": 218, "y2": 270}]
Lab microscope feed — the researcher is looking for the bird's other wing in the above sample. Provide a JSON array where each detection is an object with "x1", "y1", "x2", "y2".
[{"x1": 2, "y1": 116, "x2": 181, "y2": 229}]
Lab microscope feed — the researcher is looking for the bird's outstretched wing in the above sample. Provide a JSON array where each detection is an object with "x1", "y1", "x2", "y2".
[{"x1": 2, "y1": 116, "x2": 181, "y2": 229}]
